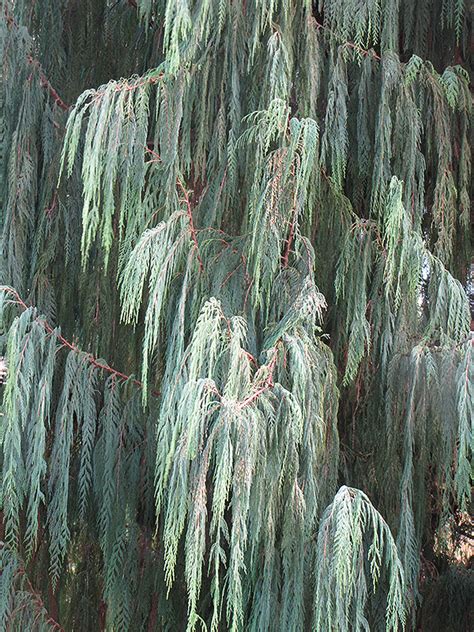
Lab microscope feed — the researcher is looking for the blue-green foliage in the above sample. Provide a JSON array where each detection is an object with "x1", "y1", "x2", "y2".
[{"x1": 0, "y1": 1, "x2": 472, "y2": 630}]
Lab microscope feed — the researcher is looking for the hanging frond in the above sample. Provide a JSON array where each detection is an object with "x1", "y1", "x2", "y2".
[
  {"x1": 0, "y1": 307, "x2": 58, "y2": 552},
  {"x1": 59, "y1": 73, "x2": 157, "y2": 266},
  {"x1": 454, "y1": 339, "x2": 473, "y2": 510},
  {"x1": 313, "y1": 486, "x2": 406, "y2": 632},
  {"x1": 119, "y1": 210, "x2": 195, "y2": 391}
]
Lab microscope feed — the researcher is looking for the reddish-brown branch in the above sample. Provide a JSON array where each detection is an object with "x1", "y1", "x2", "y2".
[
  {"x1": 238, "y1": 345, "x2": 281, "y2": 408},
  {"x1": 282, "y1": 209, "x2": 297, "y2": 267},
  {"x1": 37, "y1": 67, "x2": 69, "y2": 111},
  {"x1": 14, "y1": 567, "x2": 65, "y2": 632},
  {"x1": 3, "y1": 6, "x2": 70, "y2": 111},
  {"x1": 198, "y1": 228, "x2": 252, "y2": 283},
  {"x1": 0, "y1": 286, "x2": 157, "y2": 395},
  {"x1": 313, "y1": 18, "x2": 382, "y2": 61},
  {"x1": 27, "y1": 54, "x2": 69, "y2": 111},
  {"x1": 145, "y1": 146, "x2": 204, "y2": 271},
  {"x1": 91, "y1": 73, "x2": 162, "y2": 103},
  {"x1": 178, "y1": 183, "x2": 205, "y2": 271}
]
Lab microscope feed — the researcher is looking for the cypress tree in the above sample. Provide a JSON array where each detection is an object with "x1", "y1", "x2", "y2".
[{"x1": 0, "y1": 1, "x2": 472, "y2": 630}]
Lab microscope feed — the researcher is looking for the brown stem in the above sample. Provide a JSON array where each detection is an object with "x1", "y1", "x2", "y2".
[
  {"x1": 145, "y1": 146, "x2": 204, "y2": 271},
  {"x1": 15, "y1": 568, "x2": 65, "y2": 632},
  {"x1": 0, "y1": 286, "x2": 159, "y2": 396},
  {"x1": 3, "y1": 6, "x2": 70, "y2": 111},
  {"x1": 282, "y1": 209, "x2": 297, "y2": 267},
  {"x1": 238, "y1": 345, "x2": 280, "y2": 408},
  {"x1": 313, "y1": 18, "x2": 382, "y2": 61}
]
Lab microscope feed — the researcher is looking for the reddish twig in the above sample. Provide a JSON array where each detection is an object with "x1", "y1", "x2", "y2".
[
  {"x1": 3, "y1": 6, "x2": 70, "y2": 111},
  {"x1": 238, "y1": 345, "x2": 281, "y2": 408},
  {"x1": 91, "y1": 73, "x2": 163, "y2": 102},
  {"x1": 313, "y1": 18, "x2": 382, "y2": 61},
  {"x1": 145, "y1": 146, "x2": 204, "y2": 271},
  {"x1": 282, "y1": 208, "x2": 297, "y2": 267},
  {"x1": 14, "y1": 567, "x2": 65, "y2": 632},
  {"x1": 27, "y1": 56, "x2": 70, "y2": 111},
  {"x1": 178, "y1": 183, "x2": 204, "y2": 272},
  {"x1": 0, "y1": 286, "x2": 157, "y2": 395}
]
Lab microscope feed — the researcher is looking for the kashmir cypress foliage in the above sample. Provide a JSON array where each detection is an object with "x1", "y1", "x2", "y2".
[{"x1": 0, "y1": 1, "x2": 472, "y2": 631}]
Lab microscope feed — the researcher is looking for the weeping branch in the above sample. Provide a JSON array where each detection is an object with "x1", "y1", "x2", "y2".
[{"x1": 0, "y1": 286, "x2": 147, "y2": 391}]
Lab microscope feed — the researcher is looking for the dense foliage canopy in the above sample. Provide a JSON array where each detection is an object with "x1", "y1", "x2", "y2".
[{"x1": 0, "y1": 1, "x2": 472, "y2": 630}]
